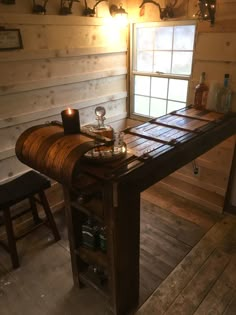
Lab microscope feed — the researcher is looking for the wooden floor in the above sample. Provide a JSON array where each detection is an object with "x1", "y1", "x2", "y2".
[
  {"x1": 138, "y1": 188, "x2": 236, "y2": 315},
  {"x1": 1, "y1": 185, "x2": 236, "y2": 315}
]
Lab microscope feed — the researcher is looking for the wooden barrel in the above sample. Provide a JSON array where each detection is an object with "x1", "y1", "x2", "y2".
[{"x1": 15, "y1": 123, "x2": 97, "y2": 186}]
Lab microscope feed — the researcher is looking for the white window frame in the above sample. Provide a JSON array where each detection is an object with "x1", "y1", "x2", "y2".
[{"x1": 129, "y1": 20, "x2": 197, "y2": 121}]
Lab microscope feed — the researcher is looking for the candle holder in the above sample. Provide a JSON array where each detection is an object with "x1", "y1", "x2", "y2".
[{"x1": 61, "y1": 108, "x2": 80, "y2": 135}]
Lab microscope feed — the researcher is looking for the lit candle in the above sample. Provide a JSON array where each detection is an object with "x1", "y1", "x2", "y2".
[{"x1": 61, "y1": 107, "x2": 80, "y2": 135}]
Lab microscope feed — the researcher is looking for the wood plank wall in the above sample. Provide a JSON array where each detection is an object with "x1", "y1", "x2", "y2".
[
  {"x1": 0, "y1": 3, "x2": 128, "y2": 187},
  {"x1": 126, "y1": 0, "x2": 236, "y2": 214}
]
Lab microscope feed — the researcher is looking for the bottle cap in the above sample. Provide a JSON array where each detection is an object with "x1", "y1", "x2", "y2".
[{"x1": 225, "y1": 74, "x2": 230, "y2": 78}]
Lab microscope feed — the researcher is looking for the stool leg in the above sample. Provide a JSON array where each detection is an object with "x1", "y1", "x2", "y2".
[
  {"x1": 29, "y1": 196, "x2": 41, "y2": 224},
  {"x1": 3, "y1": 208, "x2": 20, "y2": 269},
  {"x1": 38, "y1": 191, "x2": 60, "y2": 241}
]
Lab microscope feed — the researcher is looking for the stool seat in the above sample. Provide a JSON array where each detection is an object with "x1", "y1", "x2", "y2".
[
  {"x1": 0, "y1": 171, "x2": 51, "y2": 208},
  {"x1": 0, "y1": 171, "x2": 60, "y2": 269}
]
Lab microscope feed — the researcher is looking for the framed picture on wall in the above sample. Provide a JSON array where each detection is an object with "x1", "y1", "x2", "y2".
[{"x1": 0, "y1": 28, "x2": 23, "y2": 51}]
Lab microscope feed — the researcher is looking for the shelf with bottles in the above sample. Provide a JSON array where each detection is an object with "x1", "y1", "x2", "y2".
[
  {"x1": 63, "y1": 144, "x2": 111, "y2": 301},
  {"x1": 74, "y1": 215, "x2": 109, "y2": 295},
  {"x1": 80, "y1": 217, "x2": 107, "y2": 254}
]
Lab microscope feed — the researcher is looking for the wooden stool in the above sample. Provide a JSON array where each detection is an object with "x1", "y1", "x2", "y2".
[{"x1": 0, "y1": 171, "x2": 61, "y2": 269}]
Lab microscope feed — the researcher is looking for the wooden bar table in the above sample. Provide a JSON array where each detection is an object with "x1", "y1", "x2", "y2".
[{"x1": 15, "y1": 106, "x2": 236, "y2": 315}]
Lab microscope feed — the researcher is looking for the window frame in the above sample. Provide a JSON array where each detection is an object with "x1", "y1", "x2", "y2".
[{"x1": 129, "y1": 20, "x2": 197, "y2": 121}]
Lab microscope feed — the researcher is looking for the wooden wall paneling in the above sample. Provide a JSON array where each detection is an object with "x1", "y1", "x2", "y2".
[
  {"x1": 190, "y1": 61, "x2": 236, "y2": 111},
  {"x1": 0, "y1": 46, "x2": 127, "y2": 63},
  {"x1": 0, "y1": 93, "x2": 127, "y2": 129},
  {"x1": 0, "y1": 148, "x2": 16, "y2": 161},
  {"x1": 0, "y1": 1, "x2": 84, "y2": 15},
  {"x1": 0, "y1": 98, "x2": 127, "y2": 152},
  {"x1": 199, "y1": 138, "x2": 235, "y2": 171},
  {"x1": 157, "y1": 137, "x2": 235, "y2": 213},
  {"x1": 197, "y1": 19, "x2": 236, "y2": 33},
  {"x1": 191, "y1": 62, "x2": 236, "y2": 88},
  {"x1": 0, "y1": 14, "x2": 108, "y2": 27},
  {"x1": 189, "y1": 34, "x2": 236, "y2": 109},
  {"x1": 17, "y1": 25, "x2": 125, "y2": 50},
  {"x1": 0, "y1": 156, "x2": 29, "y2": 183},
  {"x1": 215, "y1": 1, "x2": 236, "y2": 23},
  {"x1": 0, "y1": 114, "x2": 61, "y2": 154},
  {"x1": 0, "y1": 22, "x2": 127, "y2": 51},
  {"x1": 0, "y1": 75, "x2": 127, "y2": 118},
  {"x1": 0, "y1": 1, "x2": 31, "y2": 14},
  {"x1": 0, "y1": 99, "x2": 127, "y2": 159},
  {"x1": 171, "y1": 164, "x2": 228, "y2": 197},
  {"x1": 79, "y1": 98, "x2": 127, "y2": 125},
  {"x1": 195, "y1": 33, "x2": 236, "y2": 62},
  {"x1": 0, "y1": 68, "x2": 127, "y2": 95},
  {"x1": 0, "y1": 53, "x2": 127, "y2": 95},
  {"x1": 0, "y1": 11, "x2": 128, "y2": 188},
  {"x1": 157, "y1": 178, "x2": 224, "y2": 213}
]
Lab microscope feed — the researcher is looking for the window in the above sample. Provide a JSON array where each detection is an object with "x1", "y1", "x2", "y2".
[{"x1": 130, "y1": 21, "x2": 196, "y2": 120}]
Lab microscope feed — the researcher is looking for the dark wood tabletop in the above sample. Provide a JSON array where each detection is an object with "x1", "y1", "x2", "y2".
[{"x1": 77, "y1": 106, "x2": 236, "y2": 192}]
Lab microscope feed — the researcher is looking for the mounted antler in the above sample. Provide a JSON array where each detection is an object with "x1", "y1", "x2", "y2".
[
  {"x1": 59, "y1": 0, "x2": 80, "y2": 15},
  {"x1": 139, "y1": 0, "x2": 177, "y2": 19},
  {"x1": 83, "y1": 0, "x2": 107, "y2": 17},
  {"x1": 32, "y1": 0, "x2": 49, "y2": 14}
]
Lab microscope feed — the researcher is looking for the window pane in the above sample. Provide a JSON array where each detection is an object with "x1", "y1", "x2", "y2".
[
  {"x1": 132, "y1": 22, "x2": 196, "y2": 119},
  {"x1": 135, "y1": 75, "x2": 150, "y2": 96},
  {"x1": 154, "y1": 27, "x2": 173, "y2": 50},
  {"x1": 150, "y1": 98, "x2": 167, "y2": 117},
  {"x1": 167, "y1": 101, "x2": 185, "y2": 113},
  {"x1": 173, "y1": 25, "x2": 195, "y2": 50},
  {"x1": 168, "y1": 79, "x2": 188, "y2": 102},
  {"x1": 137, "y1": 51, "x2": 153, "y2": 72},
  {"x1": 134, "y1": 95, "x2": 150, "y2": 116},
  {"x1": 154, "y1": 51, "x2": 171, "y2": 73},
  {"x1": 137, "y1": 27, "x2": 155, "y2": 50},
  {"x1": 172, "y1": 52, "x2": 193, "y2": 75},
  {"x1": 151, "y1": 77, "x2": 168, "y2": 99}
]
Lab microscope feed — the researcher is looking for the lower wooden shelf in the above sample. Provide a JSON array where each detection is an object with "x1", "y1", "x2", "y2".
[
  {"x1": 75, "y1": 246, "x2": 108, "y2": 269},
  {"x1": 75, "y1": 246, "x2": 109, "y2": 297},
  {"x1": 70, "y1": 198, "x2": 103, "y2": 222},
  {"x1": 79, "y1": 268, "x2": 110, "y2": 299}
]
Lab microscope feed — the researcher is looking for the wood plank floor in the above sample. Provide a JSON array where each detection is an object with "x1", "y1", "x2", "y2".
[
  {"x1": 1, "y1": 185, "x2": 235, "y2": 315},
  {"x1": 139, "y1": 187, "x2": 236, "y2": 315}
]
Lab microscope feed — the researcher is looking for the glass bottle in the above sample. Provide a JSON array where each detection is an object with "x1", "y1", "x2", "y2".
[
  {"x1": 194, "y1": 72, "x2": 209, "y2": 110},
  {"x1": 216, "y1": 74, "x2": 232, "y2": 113},
  {"x1": 93, "y1": 106, "x2": 114, "y2": 140},
  {"x1": 82, "y1": 106, "x2": 114, "y2": 156},
  {"x1": 81, "y1": 218, "x2": 99, "y2": 250},
  {"x1": 99, "y1": 226, "x2": 107, "y2": 252},
  {"x1": 82, "y1": 106, "x2": 126, "y2": 160}
]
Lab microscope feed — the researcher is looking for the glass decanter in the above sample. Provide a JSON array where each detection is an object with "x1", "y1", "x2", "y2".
[{"x1": 82, "y1": 106, "x2": 126, "y2": 161}]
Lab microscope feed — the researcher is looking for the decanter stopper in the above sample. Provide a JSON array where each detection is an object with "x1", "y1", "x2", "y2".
[{"x1": 95, "y1": 106, "x2": 106, "y2": 128}]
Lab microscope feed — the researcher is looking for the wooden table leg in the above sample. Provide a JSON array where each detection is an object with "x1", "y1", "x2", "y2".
[
  {"x1": 104, "y1": 182, "x2": 140, "y2": 315},
  {"x1": 63, "y1": 186, "x2": 82, "y2": 286}
]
